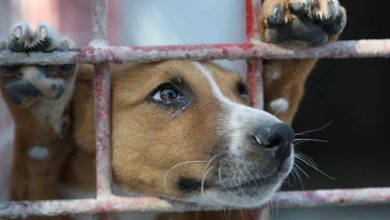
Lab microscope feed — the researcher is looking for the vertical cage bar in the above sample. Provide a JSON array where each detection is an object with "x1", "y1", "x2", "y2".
[
  {"x1": 91, "y1": 0, "x2": 112, "y2": 219},
  {"x1": 91, "y1": 0, "x2": 108, "y2": 44},
  {"x1": 246, "y1": 0, "x2": 266, "y2": 219},
  {"x1": 246, "y1": 0, "x2": 264, "y2": 109},
  {"x1": 245, "y1": 0, "x2": 261, "y2": 41},
  {"x1": 91, "y1": 0, "x2": 112, "y2": 199},
  {"x1": 247, "y1": 60, "x2": 264, "y2": 109},
  {"x1": 93, "y1": 62, "x2": 112, "y2": 198}
]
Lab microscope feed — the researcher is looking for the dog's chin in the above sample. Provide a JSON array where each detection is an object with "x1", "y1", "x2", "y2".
[{"x1": 179, "y1": 155, "x2": 294, "y2": 208}]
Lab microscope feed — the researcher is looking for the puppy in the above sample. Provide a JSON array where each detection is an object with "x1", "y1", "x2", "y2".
[{"x1": 0, "y1": 0, "x2": 346, "y2": 219}]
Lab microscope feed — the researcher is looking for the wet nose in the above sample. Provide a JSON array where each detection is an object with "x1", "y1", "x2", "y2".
[{"x1": 252, "y1": 123, "x2": 294, "y2": 160}]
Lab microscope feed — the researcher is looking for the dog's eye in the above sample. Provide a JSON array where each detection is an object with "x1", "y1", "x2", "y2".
[
  {"x1": 149, "y1": 81, "x2": 191, "y2": 111},
  {"x1": 152, "y1": 84, "x2": 181, "y2": 102}
]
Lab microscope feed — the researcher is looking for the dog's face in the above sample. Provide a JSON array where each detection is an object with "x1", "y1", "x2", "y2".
[{"x1": 109, "y1": 60, "x2": 294, "y2": 208}]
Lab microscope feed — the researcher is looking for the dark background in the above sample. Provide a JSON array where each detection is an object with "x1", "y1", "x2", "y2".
[{"x1": 288, "y1": 0, "x2": 390, "y2": 190}]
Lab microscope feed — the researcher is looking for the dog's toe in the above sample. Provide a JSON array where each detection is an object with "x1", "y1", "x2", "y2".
[{"x1": 8, "y1": 22, "x2": 33, "y2": 52}]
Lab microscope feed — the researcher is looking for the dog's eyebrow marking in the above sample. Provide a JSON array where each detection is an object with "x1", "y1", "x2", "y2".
[
  {"x1": 28, "y1": 145, "x2": 49, "y2": 160},
  {"x1": 191, "y1": 61, "x2": 233, "y2": 106}
]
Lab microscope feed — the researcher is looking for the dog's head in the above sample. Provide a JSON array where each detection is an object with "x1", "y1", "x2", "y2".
[{"x1": 106, "y1": 60, "x2": 294, "y2": 208}]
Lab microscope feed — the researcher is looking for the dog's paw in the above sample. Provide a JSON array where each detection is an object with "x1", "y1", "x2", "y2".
[
  {"x1": 1, "y1": 22, "x2": 76, "y2": 106},
  {"x1": 261, "y1": 0, "x2": 346, "y2": 46},
  {"x1": 0, "y1": 22, "x2": 77, "y2": 136}
]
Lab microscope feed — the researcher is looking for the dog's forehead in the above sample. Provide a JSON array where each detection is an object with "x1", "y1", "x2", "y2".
[
  {"x1": 114, "y1": 60, "x2": 241, "y2": 92},
  {"x1": 157, "y1": 60, "x2": 241, "y2": 97},
  {"x1": 156, "y1": 60, "x2": 240, "y2": 85}
]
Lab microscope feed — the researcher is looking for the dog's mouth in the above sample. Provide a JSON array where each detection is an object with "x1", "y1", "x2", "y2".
[
  {"x1": 216, "y1": 154, "x2": 294, "y2": 192},
  {"x1": 168, "y1": 154, "x2": 294, "y2": 208},
  {"x1": 218, "y1": 174, "x2": 279, "y2": 192}
]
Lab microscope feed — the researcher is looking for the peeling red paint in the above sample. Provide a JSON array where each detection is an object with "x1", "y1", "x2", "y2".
[{"x1": 245, "y1": 0, "x2": 254, "y2": 40}]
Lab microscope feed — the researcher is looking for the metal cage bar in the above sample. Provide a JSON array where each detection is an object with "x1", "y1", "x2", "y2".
[
  {"x1": 91, "y1": 0, "x2": 113, "y2": 199},
  {"x1": 1, "y1": 188, "x2": 390, "y2": 218},
  {"x1": 90, "y1": 1, "x2": 112, "y2": 219},
  {"x1": 1, "y1": 0, "x2": 390, "y2": 219},
  {"x1": 246, "y1": 0, "x2": 264, "y2": 109},
  {"x1": 0, "y1": 39, "x2": 389, "y2": 65},
  {"x1": 246, "y1": 1, "x2": 265, "y2": 219}
]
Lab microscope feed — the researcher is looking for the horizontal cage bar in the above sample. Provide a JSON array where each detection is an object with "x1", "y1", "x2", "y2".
[
  {"x1": 0, "y1": 39, "x2": 389, "y2": 66},
  {"x1": 1, "y1": 187, "x2": 390, "y2": 218}
]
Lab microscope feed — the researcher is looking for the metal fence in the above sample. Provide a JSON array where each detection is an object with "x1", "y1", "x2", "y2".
[{"x1": 1, "y1": 0, "x2": 390, "y2": 219}]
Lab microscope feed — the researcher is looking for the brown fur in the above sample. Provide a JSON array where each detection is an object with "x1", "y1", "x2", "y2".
[{"x1": 2, "y1": 0, "x2": 346, "y2": 219}]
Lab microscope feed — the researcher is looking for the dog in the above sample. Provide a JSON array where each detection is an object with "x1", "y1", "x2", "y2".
[{"x1": 0, "y1": 0, "x2": 346, "y2": 219}]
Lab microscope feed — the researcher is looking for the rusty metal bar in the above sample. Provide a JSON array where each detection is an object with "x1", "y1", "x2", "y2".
[
  {"x1": 93, "y1": 63, "x2": 112, "y2": 198},
  {"x1": 0, "y1": 196, "x2": 173, "y2": 218},
  {"x1": 246, "y1": 1, "x2": 267, "y2": 220},
  {"x1": 91, "y1": 0, "x2": 108, "y2": 44},
  {"x1": 0, "y1": 39, "x2": 389, "y2": 65},
  {"x1": 246, "y1": 0, "x2": 264, "y2": 110},
  {"x1": 90, "y1": 1, "x2": 111, "y2": 220},
  {"x1": 2, "y1": 187, "x2": 390, "y2": 218},
  {"x1": 247, "y1": 59, "x2": 265, "y2": 108},
  {"x1": 273, "y1": 188, "x2": 390, "y2": 208},
  {"x1": 91, "y1": 0, "x2": 112, "y2": 199}
]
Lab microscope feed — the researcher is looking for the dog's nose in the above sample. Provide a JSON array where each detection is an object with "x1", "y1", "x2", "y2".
[{"x1": 252, "y1": 123, "x2": 294, "y2": 160}]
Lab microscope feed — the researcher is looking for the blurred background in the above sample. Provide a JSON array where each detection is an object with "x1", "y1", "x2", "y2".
[{"x1": 0, "y1": 0, "x2": 389, "y2": 219}]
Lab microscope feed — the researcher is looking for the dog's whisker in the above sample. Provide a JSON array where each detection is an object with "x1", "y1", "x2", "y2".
[
  {"x1": 283, "y1": 174, "x2": 292, "y2": 186},
  {"x1": 294, "y1": 163, "x2": 310, "y2": 178},
  {"x1": 218, "y1": 165, "x2": 235, "y2": 196},
  {"x1": 295, "y1": 154, "x2": 334, "y2": 180},
  {"x1": 291, "y1": 168, "x2": 304, "y2": 190},
  {"x1": 269, "y1": 198, "x2": 280, "y2": 220},
  {"x1": 200, "y1": 165, "x2": 214, "y2": 194},
  {"x1": 294, "y1": 141, "x2": 308, "y2": 145},
  {"x1": 163, "y1": 160, "x2": 209, "y2": 191},
  {"x1": 295, "y1": 153, "x2": 318, "y2": 168},
  {"x1": 294, "y1": 138, "x2": 328, "y2": 143},
  {"x1": 200, "y1": 154, "x2": 220, "y2": 194},
  {"x1": 237, "y1": 166, "x2": 250, "y2": 197},
  {"x1": 294, "y1": 121, "x2": 333, "y2": 136}
]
